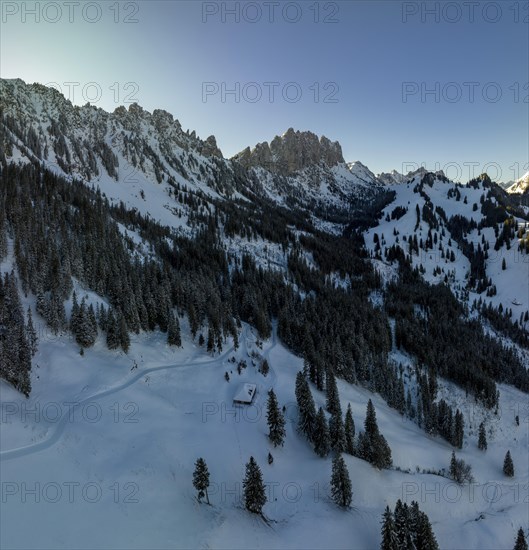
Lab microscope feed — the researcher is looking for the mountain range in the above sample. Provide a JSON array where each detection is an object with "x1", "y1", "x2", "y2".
[{"x1": 1, "y1": 78, "x2": 528, "y2": 550}]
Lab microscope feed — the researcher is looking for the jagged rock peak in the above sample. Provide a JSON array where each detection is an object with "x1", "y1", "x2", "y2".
[
  {"x1": 0, "y1": 78, "x2": 223, "y2": 159},
  {"x1": 232, "y1": 128, "x2": 344, "y2": 175}
]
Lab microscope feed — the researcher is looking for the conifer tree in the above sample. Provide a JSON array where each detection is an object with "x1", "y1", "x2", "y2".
[
  {"x1": 330, "y1": 454, "x2": 352, "y2": 508},
  {"x1": 453, "y1": 409, "x2": 464, "y2": 449},
  {"x1": 243, "y1": 456, "x2": 267, "y2": 514},
  {"x1": 192, "y1": 457, "x2": 210, "y2": 504},
  {"x1": 380, "y1": 505, "x2": 398, "y2": 550},
  {"x1": 167, "y1": 311, "x2": 181, "y2": 347},
  {"x1": 313, "y1": 407, "x2": 330, "y2": 458},
  {"x1": 394, "y1": 500, "x2": 412, "y2": 550},
  {"x1": 207, "y1": 327, "x2": 215, "y2": 353},
  {"x1": 106, "y1": 309, "x2": 120, "y2": 350},
  {"x1": 449, "y1": 451, "x2": 473, "y2": 483},
  {"x1": 75, "y1": 297, "x2": 97, "y2": 348},
  {"x1": 415, "y1": 505, "x2": 439, "y2": 549},
  {"x1": 514, "y1": 528, "x2": 528, "y2": 550},
  {"x1": 70, "y1": 291, "x2": 80, "y2": 335},
  {"x1": 266, "y1": 388, "x2": 286, "y2": 447},
  {"x1": 25, "y1": 307, "x2": 38, "y2": 356},
  {"x1": 478, "y1": 421, "x2": 487, "y2": 450},
  {"x1": 359, "y1": 399, "x2": 392, "y2": 469},
  {"x1": 295, "y1": 371, "x2": 317, "y2": 442},
  {"x1": 344, "y1": 403, "x2": 355, "y2": 455},
  {"x1": 449, "y1": 450, "x2": 458, "y2": 480},
  {"x1": 503, "y1": 450, "x2": 514, "y2": 477},
  {"x1": 326, "y1": 370, "x2": 339, "y2": 414},
  {"x1": 118, "y1": 311, "x2": 130, "y2": 353},
  {"x1": 329, "y1": 408, "x2": 346, "y2": 453}
]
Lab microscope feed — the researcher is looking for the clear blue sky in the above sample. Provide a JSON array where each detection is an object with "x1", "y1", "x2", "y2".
[{"x1": 1, "y1": 0, "x2": 527, "y2": 181}]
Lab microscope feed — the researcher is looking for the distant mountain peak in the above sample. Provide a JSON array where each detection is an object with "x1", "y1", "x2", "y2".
[
  {"x1": 507, "y1": 170, "x2": 529, "y2": 194},
  {"x1": 232, "y1": 128, "x2": 344, "y2": 175}
]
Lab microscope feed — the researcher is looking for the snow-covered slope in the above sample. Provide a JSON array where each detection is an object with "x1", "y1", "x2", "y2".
[
  {"x1": 365, "y1": 172, "x2": 529, "y2": 322},
  {"x1": 507, "y1": 171, "x2": 529, "y2": 194},
  {"x1": 1, "y1": 318, "x2": 527, "y2": 550},
  {"x1": 231, "y1": 130, "x2": 386, "y2": 218},
  {"x1": 1, "y1": 78, "x2": 528, "y2": 550}
]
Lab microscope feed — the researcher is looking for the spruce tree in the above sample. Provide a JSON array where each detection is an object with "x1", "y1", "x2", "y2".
[
  {"x1": 25, "y1": 307, "x2": 38, "y2": 356},
  {"x1": 106, "y1": 309, "x2": 120, "y2": 350},
  {"x1": 360, "y1": 399, "x2": 392, "y2": 469},
  {"x1": 330, "y1": 454, "x2": 352, "y2": 508},
  {"x1": 329, "y1": 408, "x2": 346, "y2": 453},
  {"x1": 243, "y1": 456, "x2": 267, "y2": 514},
  {"x1": 207, "y1": 327, "x2": 214, "y2": 353},
  {"x1": 313, "y1": 407, "x2": 330, "y2": 458},
  {"x1": 514, "y1": 528, "x2": 528, "y2": 550},
  {"x1": 380, "y1": 505, "x2": 398, "y2": 550},
  {"x1": 449, "y1": 450, "x2": 458, "y2": 480},
  {"x1": 326, "y1": 370, "x2": 339, "y2": 414},
  {"x1": 70, "y1": 291, "x2": 79, "y2": 335},
  {"x1": 503, "y1": 450, "x2": 514, "y2": 477},
  {"x1": 266, "y1": 388, "x2": 286, "y2": 447},
  {"x1": 192, "y1": 457, "x2": 210, "y2": 504},
  {"x1": 295, "y1": 371, "x2": 316, "y2": 442},
  {"x1": 118, "y1": 311, "x2": 130, "y2": 353},
  {"x1": 75, "y1": 298, "x2": 97, "y2": 348},
  {"x1": 167, "y1": 311, "x2": 181, "y2": 347},
  {"x1": 394, "y1": 500, "x2": 412, "y2": 550},
  {"x1": 344, "y1": 403, "x2": 355, "y2": 455},
  {"x1": 478, "y1": 421, "x2": 487, "y2": 450},
  {"x1": 453, "y1": 409, "x2": 464, "y2": 449},
  {"x1": 416, "y1": 507, "x2": 439, "y2": 549}
]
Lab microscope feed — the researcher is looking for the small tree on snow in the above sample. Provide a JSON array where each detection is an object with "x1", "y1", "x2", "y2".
[
  {"x1": 514, "y1": 528, "x2": 528, "y2": 550},
  {"x1": 192, "y1": 457, "x2": 210, "y2": 504},
  {"x1": 313, "y1": 406, "x2": 330, "y2": 458},
  {"x1": 503, "y1": 450, "x2": 514, "y2": 477},
  {"x1": 243, "y1": 456, "x2": 267, "y2": 514},
  {"x1": 167, "y1": 311, "x2": 181, "y2": 347},
  {"x1": 266, "y1": 388, "x2": 286, "y2": 447},
  {"x1": 449, "y1": 451, "x2": 473, "y2": 484},
  {"x1": 380, "y1": 505, "x2": 398, "y2": 550},
  {"x1": 330, "y1": 454, "x2": 352, "y2": 508},
  {"x1": 344, "y1": 403, "x2": 355, "y2": 455},
  {"x1": 478, "y1": 422, "x2": 487, "y2": 450}
]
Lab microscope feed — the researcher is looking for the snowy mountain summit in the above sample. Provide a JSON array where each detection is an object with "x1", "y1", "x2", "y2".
[
  {"x1": 0, "y1": 77, "x2": 529, "y2": 550},
  {"x1": 508, "y1": 171, "x2": 529, "y2": 194}
]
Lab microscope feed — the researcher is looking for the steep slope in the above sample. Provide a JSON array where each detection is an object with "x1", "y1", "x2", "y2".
[
  {"x1": 232, "y1": 129, "x2": 389, "y2": 223},
  {"x1": 365, "y1": 172, "x2": 529, "y2": 337},
  {"x1": 0, "y1": 78, "x2": 248, "y2": 231},
  {"x1": 507, "y1": 171, "x2": 529, "y2": 194},
  {"x1": 1, "y1": 78, "x2": 528, "y2": 550}
]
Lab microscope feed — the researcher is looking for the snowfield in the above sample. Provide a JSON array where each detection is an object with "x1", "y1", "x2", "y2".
[{"x1": 1, "y1": 320, "x2": 527, "y2": 549}]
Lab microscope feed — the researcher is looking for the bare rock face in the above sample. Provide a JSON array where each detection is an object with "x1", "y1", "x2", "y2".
[
  {"x1": 200, "y1": 135, "x2": 223, "y2": 158},
  {"x1": 233, "y1": 128, "x2": 344, "y2": 175}
]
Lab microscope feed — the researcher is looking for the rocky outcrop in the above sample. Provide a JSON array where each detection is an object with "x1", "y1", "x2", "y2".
[{"x1": 232, "y1": 128, "x2": 344, "y2": 175}]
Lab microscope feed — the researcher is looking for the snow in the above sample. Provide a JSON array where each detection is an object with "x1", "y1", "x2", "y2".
[
  {"x1": 233, "y1": 383, "x2": 257, "y2": 404},
  {"x1": 1, "y1": 317, "x2": 527, "y2": 549},
  {"x1": 507, "y1": 171, "x2": 529, "y2": 194},
  {"x1": 365, "y1": 177, "x2": 529, "y2": 318}
]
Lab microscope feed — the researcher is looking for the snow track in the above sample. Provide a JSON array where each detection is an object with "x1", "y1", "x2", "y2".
[{"x1": 0, "y1": 343, "x2": 237, "y2": 461}]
